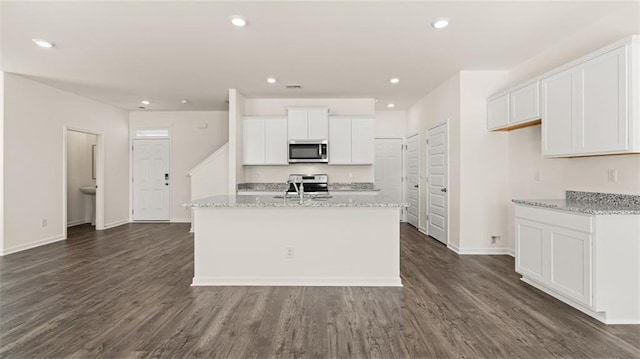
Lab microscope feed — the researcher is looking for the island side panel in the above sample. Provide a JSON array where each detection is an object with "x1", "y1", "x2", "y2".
[{"x1": 192, "y1": 206, "x2": 401, "y2": 286}]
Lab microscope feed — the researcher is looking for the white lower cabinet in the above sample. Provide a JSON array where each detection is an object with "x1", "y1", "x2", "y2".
[{"x1": 515, "y1": 205, "x2": 640, "y2": 324}]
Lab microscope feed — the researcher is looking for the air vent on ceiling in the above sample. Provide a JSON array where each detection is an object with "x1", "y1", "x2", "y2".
[{"x1": 285, "y1": 84, "x2": 303, "y2": 90}]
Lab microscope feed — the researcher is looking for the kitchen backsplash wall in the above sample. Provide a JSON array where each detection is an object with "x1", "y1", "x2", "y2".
[{"x1": 242, "y1": 164, "x2": 373, "y2": 183}]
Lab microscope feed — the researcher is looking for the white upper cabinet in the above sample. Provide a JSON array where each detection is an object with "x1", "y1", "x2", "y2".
[
  {"x1": 541, "y1": 69, "x2": 577, "y2": 156},
  {"x1": 243, "y1": 117, "x2": 287, "y2": 165},
  {"x1": 510, "y1": 81, "x2": 540, "y2": 125},
  {"x1": 487, "y1": 81, "x2": 541, "y2": 131},
  {"x1": 487, "y1": 94, "x2": 510, "y2": 130},
  {"x1": 287, "y1": 107, "x2": 329, "y2": 141},
  {"x1": 328, "y1": 117, "x2": 374, "y2": 165},
  {"x1": 351, "y1": 118, "x2": 375, "y2": 164},
  {"x1": 542, "y1": 39, "x2": 637, "y2": 157},
  {"x1": 328, "y1": 118, "x2": 351, "y2": 165}
]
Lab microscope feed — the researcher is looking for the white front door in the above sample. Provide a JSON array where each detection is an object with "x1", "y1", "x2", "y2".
[
  {"x1": 374, "y1": 138, "x2": 403, "y2": 210},
  {"x1": 405, "y1": 134, "x2": 419, "y2": 228},
  {"x1": 133, "y1": 139, "x2": 171, "y2": 221},
  {"x1": 428, "y1": 123, "x2": 448, "y2": 244}
]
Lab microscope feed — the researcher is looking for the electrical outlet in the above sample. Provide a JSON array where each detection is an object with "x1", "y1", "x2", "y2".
[
  {"x1": 41, "y1": 219, "x2": 47, "y2": 227},
  {"x1": 608, "y1": 169, "x2": 618, "y2": 183},
  {"x1": 491, "y1": 235, "x2": 501, "y2": 244},
  {"x1": 285, "y1": 247, "x2": 294, "y2": 259}
]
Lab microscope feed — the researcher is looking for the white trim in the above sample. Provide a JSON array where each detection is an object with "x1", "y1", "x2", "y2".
[
  {"x1": 447, "y1": 242, "x2": 460, "y2": 254},
  {"x1": 454, "y1": 247, "x2": 515, "y2": 255},
  {"x1": 103, "y1": 218, "x2": 129, "y2": 229},
  {"x1": 0, "y1": 234, "x2": 66, "y2": 256},
  {"x1": 418, "y1": 227, "x2": 428, "y2": 236},
  {"x1": 187, "y1": 142, "x2": 230, "y2": 176},
  {"x1": 171, "y1": 218, "x2": 191, "y2": 223},
  {"x1": 192, "y1": 276, "x2": 403, "y2": 287},
  {"x1": 67, "y1": 219, "x2": 91, "y2": 227}
]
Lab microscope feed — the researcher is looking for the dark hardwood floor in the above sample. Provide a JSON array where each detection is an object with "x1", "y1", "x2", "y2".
[{"x1": 1, "y1": 223, "x2": 639, "y2": 358}]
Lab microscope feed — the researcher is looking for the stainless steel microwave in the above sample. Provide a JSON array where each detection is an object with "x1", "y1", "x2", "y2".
[{"x1": 288, "y1": 140, "x2": 328, "y2": 163}]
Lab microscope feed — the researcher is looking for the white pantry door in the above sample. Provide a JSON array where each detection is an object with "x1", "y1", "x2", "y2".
[
  {"x1": 374, "y1": 138, "x2": 403, "y2": 207},
  {"x1": 428, "y1": 123, "x2": 448, "y2": 244},
  {"x1": 133, "y1": 139, "x2": 171, "y2": 221},
  {"x1": 405, "y1": 134, "x2": 419, "y2": 228}
]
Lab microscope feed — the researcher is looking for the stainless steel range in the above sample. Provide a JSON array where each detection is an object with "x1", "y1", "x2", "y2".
[{"x1": 287, "y1": 174, "x2": 329, "y2": 197}]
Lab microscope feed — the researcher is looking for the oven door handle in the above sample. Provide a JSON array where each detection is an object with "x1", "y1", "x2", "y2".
[{"x1": 318, "y1": 144, "x2": 322, "y2": 157}]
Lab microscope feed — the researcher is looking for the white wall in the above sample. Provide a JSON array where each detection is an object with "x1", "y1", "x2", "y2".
[
  {"x1": 240, "y1": 98, "x2": 377, "y2": 184},
  {"x1": 0, "y1": 71, "x2": 5, "y2": 252},
  {"x1": 375, "y1": 110, "x2": 406, "y2": 138},
  {"x1": 129, "y1": 111, "x2": 228, "y2": 222},
  {"x1": 66, "y1": 131, "x2": 96, "y2": 226},
  {"x1": 407, "y1": 74, "x2": 460, "y2": 240},
  {"x1": 3, "y1": 74, "x2": 129, "y2": 255},
  {"x1": 458, "y1": 71, "x2": 510, "y2": 252}
]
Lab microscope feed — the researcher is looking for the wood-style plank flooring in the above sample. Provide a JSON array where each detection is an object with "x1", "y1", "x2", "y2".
[{"x1": 1, "y1": 223, "x2": 639, "y2": 358}]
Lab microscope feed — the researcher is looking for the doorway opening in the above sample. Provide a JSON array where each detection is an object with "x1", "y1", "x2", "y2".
[{"x1": 63, "y1": 127, "x2": 104, "y2": 239}]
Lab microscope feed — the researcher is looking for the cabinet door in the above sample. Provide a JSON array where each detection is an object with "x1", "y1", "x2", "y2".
[
  {"x1": 265, "y1": 118, "x2": 288, "y2": 165},
  {"x1": 578, "y1": 46, "x2": 628, "y2": 154},
  {"x1": 351, "y1": 118, "x2": 375, "y2": 164},
  {"x1": 307, "y1": 108, "x2": 329, "y2": 140},
  {"x1": 511, "y1": 81, "x2": 540, "y2": 124},
  {"x1": 243, "y1": 118, "x2": 265, "y2": 165},
  {"x1": 515, "y1": 218, "x2": 546, "y2": 283},
  {"x1": 287, "y1": 109, "x2": 308, "y2": 140},
  {"x1": 328, "y1": 117, "x2": 351, "y2": 164},
  {"x1": 541, "y1": 69, "x2": 577, "y2": 156},
  {"x1": 547, "y1": 226, "x2": 592, "y2": 307},
  {"x1": 487, "y1": 94, "x2": 510, "y2": 130}
]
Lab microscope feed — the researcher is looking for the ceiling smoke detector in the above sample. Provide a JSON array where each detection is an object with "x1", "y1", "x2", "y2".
[{"x1": 285, "y1": 84, "x2": 303, "y2": 89}]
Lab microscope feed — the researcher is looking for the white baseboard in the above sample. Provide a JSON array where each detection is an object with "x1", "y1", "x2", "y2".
[
  {"x1": 171, "y1": 218, "x2": 191, "y2": 223},
  {"x1": 103, "y1": 218, "x2": 129, "y2": 229},
  {"x1": 191, "y1": 276, "x2": 403, "y2": 287},
  {"x1": 447, "y1": 243, "x2": 514, "y2": 256},
  {"x1": 67, "y1": 219, "x2": 91, "y2": 227},
  {"x1": 418, "y1": 227, "x2": 428, "y2": 236},
  {"x1": 0, "y1": 234, "x2": 66, "y2": 256}
]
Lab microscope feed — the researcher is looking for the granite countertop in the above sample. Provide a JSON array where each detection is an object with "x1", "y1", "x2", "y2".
[
  {"x1": 184, "y1": 195, "x2": 405, "y2": 208},
  {"x1": 512, "y1": 191, "x2": 640, "y2": 215}
]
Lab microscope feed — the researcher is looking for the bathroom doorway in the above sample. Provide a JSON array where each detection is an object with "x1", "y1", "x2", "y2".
[{"x1": 63, "y1": 127, "x2": 104, "y2": 239}]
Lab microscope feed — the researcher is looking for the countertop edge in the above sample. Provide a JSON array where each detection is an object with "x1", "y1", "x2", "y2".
[{"x1": 512, "y1": 199, "x2": 640, "y2": 215}]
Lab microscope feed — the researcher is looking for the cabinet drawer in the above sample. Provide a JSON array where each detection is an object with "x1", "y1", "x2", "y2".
[{"x1": 515, "y1": 205, "x2": 593, "y2": 233}]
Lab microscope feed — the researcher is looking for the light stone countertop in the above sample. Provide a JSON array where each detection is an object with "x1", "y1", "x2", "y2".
[
  {"x1": 184, "y1": 195, "x2": 405, "y2": 208},
  {"x1": 512, "y1": 198, "x2": 640, "y2": 215}
]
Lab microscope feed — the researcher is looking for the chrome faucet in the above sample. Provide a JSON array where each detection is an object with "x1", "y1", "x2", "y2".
[{"x1": 286, "y1": 179, "x2": 305, "y2": 203}]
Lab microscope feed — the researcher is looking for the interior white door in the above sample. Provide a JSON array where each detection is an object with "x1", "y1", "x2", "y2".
[
  {"x1": 374, "y1": 138, "x2": 403, "y2": 208},
  {"x1": 428, "y1": 123, "x2": 448, "y2": 244},
  {"x1": 133, "y1": 139, "x2": 170, "y2": 221},
  {"x1": 405, "y1": 134, "x2": 419, "y2": 228}
]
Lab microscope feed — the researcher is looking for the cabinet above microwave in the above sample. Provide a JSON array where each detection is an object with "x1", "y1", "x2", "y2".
[{"x1": 287, "y1": 107, "x2": 329, "y2": 141}]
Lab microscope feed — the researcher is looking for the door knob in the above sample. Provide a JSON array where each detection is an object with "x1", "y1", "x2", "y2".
[
  {"x1": 414, "y1": 184, "x2": 419, "y2": 188},
  {"x1": 165, "y1": 183, "x2": 169, "y2": 186},
  {"x1": 441, "y1": 188, "x2": 447, "y2": 193}
]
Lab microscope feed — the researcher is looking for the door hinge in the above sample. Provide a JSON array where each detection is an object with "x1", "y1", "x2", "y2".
[
  {"x1": 132, "y1": 177, "x2": 134, "y2": 183},
  {"x1": 132, "y1": 145, "x2": 134, "y2": 151},
  {"x1": 132, "y1": 209, "x2": 134, "y2": 215},
  {"x1": 401, "y1": 177, "x2": 404, "y2": 182},
  {"x1": 426, "y1": 139, "x2": 429, "y2": 144}
]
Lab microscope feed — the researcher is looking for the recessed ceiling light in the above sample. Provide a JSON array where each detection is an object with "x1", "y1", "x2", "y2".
[
  {"x1": 181, "y1": 99, "x2": 189, "y2": 104},
  {"x1": 141, "y1": 100, "x2": 150, "y2": 105},
  {"x1": 387, "y1": 103, "x2": 395, "y2": 108},
  {"x1": 390, "y1": 78, "x2": 400, "y2": 84},
  {"x1": 432, "y1": 18, "x2": 450, "y2": 29},
  {"x1": 267, "y1": 78, "x2": 277, "y2": 84},
  {"x1": 230, "y1": 15, "x2": 247, "y2": 27},
  {"x1": 32, "y1": 38, "x2": 54, "y2": 48}
]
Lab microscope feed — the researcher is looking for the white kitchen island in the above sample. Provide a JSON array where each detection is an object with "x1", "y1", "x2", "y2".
[{"x1": 184, "y1": 195, "x2": 404, "y2": 287}]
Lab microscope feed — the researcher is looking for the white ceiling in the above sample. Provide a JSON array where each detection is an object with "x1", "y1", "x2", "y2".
[{"x1": 1, "y1": 1, "x2": 638, "y2": 111}]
